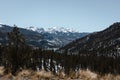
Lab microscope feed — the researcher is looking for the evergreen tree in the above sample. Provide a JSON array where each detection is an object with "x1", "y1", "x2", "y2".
[{"x1": 5, "y1": 25, "x2": 29, "y2": 75}]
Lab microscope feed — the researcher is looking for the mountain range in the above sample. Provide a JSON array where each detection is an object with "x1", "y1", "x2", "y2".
[
  {"x1": 0, "y1": 24, "x2": 89, "y2": 50},
  {"x1": 59, "y1": 22, "x2": 120, "y2": 57}
]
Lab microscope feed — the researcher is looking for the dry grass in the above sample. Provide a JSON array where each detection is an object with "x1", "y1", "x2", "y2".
[
  {"x1": 15, "y1": 70, "x2": 32, "y2": 80},
  {"x1": 0, "y1": 66, "x2": 4, "y2": 76},
  {"x1": 56, "y1": 70, "x2": 66, "y2": 79},
  {"x1": 32, "y1": 69, "x2": 54, "y2": 80},
  {"x1": 0, "y1": 66, "x2": 120, "y2": 80},
  {"x1": 0, "y1": 73, "x2": 15, "y2": 80},
  {"x1": 78, "y1": 69, "x2": 98, "y2": 80},
  {"x1": 56, "y1": 69, "x2": 120, "y2": 80},
  {"x1": 98, "y1": 74, "x2": 120, "y2": 80}
]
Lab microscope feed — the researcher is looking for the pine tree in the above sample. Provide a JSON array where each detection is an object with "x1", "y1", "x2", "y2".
[{"x1": 5, "y1": 25, "x2": 28, "y2": 75}]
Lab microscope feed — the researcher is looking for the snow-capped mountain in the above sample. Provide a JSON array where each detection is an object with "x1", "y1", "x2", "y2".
[
  {"x1": 0, "y1": 24, "x2": 89, "y2": 49},
  {"x1": 26, "y1": 26, "x2": 44, "y2": 33},
  {"x1": 25, "y1": 26, "x2": 89, "y2": 49}
]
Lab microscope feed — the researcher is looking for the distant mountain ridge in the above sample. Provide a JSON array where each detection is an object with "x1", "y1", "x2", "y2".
[
  {"x1": 59, "y1": 22, "x2": 120, "y2": 57},
  {"x1": 0, "y1": 24, "x2": 89, "y2": 49}
]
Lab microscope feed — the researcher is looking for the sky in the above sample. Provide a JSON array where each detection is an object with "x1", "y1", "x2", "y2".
[{"x1": 0, "y1": 0, "x2": 120, "y2": 32}]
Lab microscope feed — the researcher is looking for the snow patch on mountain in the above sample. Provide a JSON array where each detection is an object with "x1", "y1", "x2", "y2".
[
  {"x1": 26, "y1": 26, "x2": 37, "y2": 31},
  {"x1": 0, "y1": 24, "x2": 3, "y2": 27}
]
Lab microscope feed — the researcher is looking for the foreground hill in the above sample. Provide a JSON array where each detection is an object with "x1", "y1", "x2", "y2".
[{"x1": 59, "y1": 22, "x2": 120, "y2": 57}]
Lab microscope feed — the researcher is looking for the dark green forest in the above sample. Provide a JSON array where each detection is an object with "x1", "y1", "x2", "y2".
[{"x1": 0, "y1": 25, "x2": 120, "y2": 76}]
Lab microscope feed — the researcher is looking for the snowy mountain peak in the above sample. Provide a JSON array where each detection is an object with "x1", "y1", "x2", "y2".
[
  {"x1": 26, "y1": 26, "x2": 44, "y2": 33},
  {"x1": 26, "y1": 26, "x2": 78, "y2": 33},
  {"x1": 45, "y1": 27, "x2": 77, "y2": 33}
]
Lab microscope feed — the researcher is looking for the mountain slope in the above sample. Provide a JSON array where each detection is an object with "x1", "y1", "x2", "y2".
[
  {"x1": 59, "y1": 22, "x2": 120, "y2": 57},
  {"x1": 0, "y1": 24, "x2": 89, "y2": 49},
  {"x1": 0, "y1": 24, "x2": 42, "y2": 46}
]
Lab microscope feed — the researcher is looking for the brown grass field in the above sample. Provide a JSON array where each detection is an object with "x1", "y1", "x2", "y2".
[{"x1": 0, "y1": 66, "x2": 120, "y2": 80}]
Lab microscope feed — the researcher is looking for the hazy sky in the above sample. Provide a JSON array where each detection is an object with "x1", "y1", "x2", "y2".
[{"x1": 0, "y1": 0, "x2": 120, "y2": 32}]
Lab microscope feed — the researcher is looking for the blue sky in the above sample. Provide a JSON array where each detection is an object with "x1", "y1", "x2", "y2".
[{"x1": 0, "y1": 0, "x2": 120, "y2": 32}]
